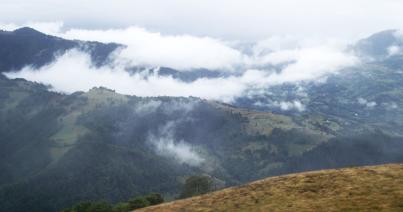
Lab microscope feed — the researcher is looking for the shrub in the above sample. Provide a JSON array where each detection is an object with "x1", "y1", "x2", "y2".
[
  {"x1": 64, "y1": 201, "x2": 113, "y2": 212},
  {"x1": 145, "y1": 193, "x2": 164, "y2": 205},
  {"x1": 112, "y1": 202, "x2": 131, "y2": 212},
  {"x1": 128, "y1": 197, "x2": 150, "y2": 210},
  {"x1": 179, "y1": 175, "x2": 213, "y2": 198}
]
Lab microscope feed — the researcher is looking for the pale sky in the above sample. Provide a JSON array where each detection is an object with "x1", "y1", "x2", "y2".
[{"x1": 1, "y1": 0, "x2": 403, "y2": 40}]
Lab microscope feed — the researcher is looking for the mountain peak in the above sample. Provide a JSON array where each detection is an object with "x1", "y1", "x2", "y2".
[
  {"x1": 13, "y1": 27, "x2": 45, "y2": 36},
  {"x1": 354, "y1": 29, "x2": 401, "y2": 59},
  {"x1": 364, "y1": 29, "x2": 398, "y2": 43},
  {"x1": 88, "y1": 86, "x2": 116, "y2": 93}
]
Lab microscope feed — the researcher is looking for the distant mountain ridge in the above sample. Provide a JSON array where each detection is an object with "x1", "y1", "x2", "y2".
[
  {"x1": 0, "y1": 27, "x2": 120, "y2": 72},
  {"x1": 0, "y1": 27, "x2": 234, "y2": 82},
  {"x1": 354, "y1": 29, "x2": 400, "y2": 59}
]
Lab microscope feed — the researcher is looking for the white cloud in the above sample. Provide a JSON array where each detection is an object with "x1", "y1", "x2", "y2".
[
  {"x1": 252, "y1": 36, "x2": 300, "y2": 54},
  {"x1": 148, "y1": 121, "x2": 204, "y2": 166},
  {"x1": 385, "y1": 102, "x2": 398, "y2": 110},
  {"x1": 388, "y1": 45, "x2": 401, "y2": 56},
  {"x1": 0, "y1": 22, "x2": 244, "y2": 71},
  {"x1": 261, "y1": 46, "x2": 358, "y2": 83},
  {"x1": 270, "y1": 100, "x2": 305, "y2": 112},
  {"x1": 250, "y1": 49, "x2": 298, "y2": 66},
  {"x1": 255, "y1": 100, "x2": 306, "y2": 112},
  {"x1": 1, "y1": 22, "x2": 358, "y2": 74},
  {"x1": 1, "y1": 21, "x2": 359, "y2": 103},
  {"x1": 151, "y1": 137, "x2": 204, "y2": 166},
  {"x1": 358, "y1": 97, "x2": 377, "y2": 108},
  {"x1": 1, "y1": 23, "x2": 245, "y2": 71},
  {"x1": 278, "y1": 100, "x2": 306, "y2": 112},
  {"x1": 134, "y1": 100, "x2": 162, "y2": 115},
  {"x1": 59, "y1": 27, "x2": 244, "y2": 70},
  {"x1": 3, "y1": 50, "x2": 245, "y2": 101},
  {"x1": 4, "y1": 43, "x2": 358, "y2": 102}
]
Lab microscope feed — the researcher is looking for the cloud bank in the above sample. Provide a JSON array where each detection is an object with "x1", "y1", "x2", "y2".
[
  {"x1": 1, "y1": 23, "x2": 359, "y2": 103},
  {"x1": 60, "y1": 27, "x2": 244, "y2": 70},
  {"x1": 2, "y1": 22, "x2": 357, "y2": 71},
  {"x1": 4, "y1": 43, "x2": 357, "y2": 102}
]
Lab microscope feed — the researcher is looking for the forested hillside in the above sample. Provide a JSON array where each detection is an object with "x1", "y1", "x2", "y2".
[{"x1": 0, "y1": 75, "x2": 402, "y2": 211}]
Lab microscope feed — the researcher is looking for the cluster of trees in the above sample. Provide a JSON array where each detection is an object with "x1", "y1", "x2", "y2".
[
  {"x1": 62, "y1": 175, "x2": 215, "y2": 212},
  {"x1": 179, "y1": 175, "x2": 214, "y2": 199},
  {"x1": 62, "y1": 193, "x2": 164, "y2": 212}
]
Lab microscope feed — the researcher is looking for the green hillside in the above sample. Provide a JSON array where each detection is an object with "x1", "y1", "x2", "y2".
[{"x1": 0, "y1": 75, "x2": 403, "y2": 211}]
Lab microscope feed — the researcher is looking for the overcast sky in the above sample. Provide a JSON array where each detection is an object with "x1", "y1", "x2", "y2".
[{"x1": 1, "y1": 0, "x2": 403, "y2": 40}]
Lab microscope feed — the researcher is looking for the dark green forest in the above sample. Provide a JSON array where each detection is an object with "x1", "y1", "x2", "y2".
[{"x1": 0, "y1": 75, "x2": 402, "y2": 212}]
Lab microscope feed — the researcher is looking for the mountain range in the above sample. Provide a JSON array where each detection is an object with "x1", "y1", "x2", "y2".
[{"x1": 0, "y1": 27, "x2": 402, "y2": 212}]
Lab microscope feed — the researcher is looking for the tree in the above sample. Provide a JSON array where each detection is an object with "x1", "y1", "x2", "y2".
[
  {"x1": 63, "y1": 201, "x2": 113, "y2": 212},
  {"x1": 128, "y1": 197, "x2": 150, "y2": 210},
  {"x1": 86, "y1": 202, "x2": 113, "y2": 212},
  {"x1": 179, "y1": 175, "x2": 213, "y2": 199},
  {"x1": 112, "y1": 202, "x2": 130, "y2": 212},
  {"x1": 145, "y1": 193, "x2": 164, "y2": 205}
]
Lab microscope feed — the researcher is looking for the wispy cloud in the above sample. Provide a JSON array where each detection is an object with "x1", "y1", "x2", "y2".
[
  {"x1": 358, "y1": 97, "x2": 377, "y2": 108},
  {"x1": 254, "y1": 100, "x2": 306, "y2": 112},
  {"x1": 273, "y1": 100, "x2": 306, "y2": 112},
  {"x1": 147, "y1": 121, "x2": 204, "y2": 167}
]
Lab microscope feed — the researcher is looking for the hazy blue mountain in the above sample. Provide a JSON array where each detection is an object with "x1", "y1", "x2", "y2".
[
  {"x1": 354, "y1": 30, "x2": 400, "y2": 59},
  {"x1": 0, "y1": 27, "x2": 120, "y2": 72}
]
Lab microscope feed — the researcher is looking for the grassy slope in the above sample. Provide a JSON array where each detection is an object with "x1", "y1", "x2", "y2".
[{"x1": 139, "y1": 164, "x2": 403, "y2": 212}]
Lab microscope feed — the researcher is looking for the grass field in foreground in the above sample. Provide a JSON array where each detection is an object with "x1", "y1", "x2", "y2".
[{"x1": 138, "y1": 164, "x2": 403, "y2": 212}]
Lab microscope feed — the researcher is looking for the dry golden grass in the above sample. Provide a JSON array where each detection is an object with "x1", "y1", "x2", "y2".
[{"x1": 138, "y1": 164, "x2": 403, "y2": 212}]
